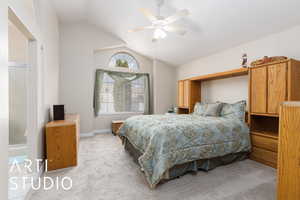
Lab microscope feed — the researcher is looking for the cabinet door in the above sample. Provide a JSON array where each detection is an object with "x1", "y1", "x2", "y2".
[
  {"x1": 251, "y1": 67, "x2": 267, "y2": 113},
  {"x1": 277, "y1": 103, "x2": 300, "y2": 200},
  {"x1": 178, "y1": 81, "x2": 184, "y2": 107},
  {"x1": 268, "y1": 63, "x2": 287, "y2": 114},
  {"x1": 183, "y1": 80, "x2": 190, "y2": 108}
]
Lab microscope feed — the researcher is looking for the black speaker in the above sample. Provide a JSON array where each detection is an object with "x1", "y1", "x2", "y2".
[{"x1": 53, "y1": 105, "x2": 65, "y2": 121}]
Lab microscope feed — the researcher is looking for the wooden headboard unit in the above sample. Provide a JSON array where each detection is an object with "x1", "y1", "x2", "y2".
[{"x1": 177, "y1": 68, "x2": 249, "y2": 114}]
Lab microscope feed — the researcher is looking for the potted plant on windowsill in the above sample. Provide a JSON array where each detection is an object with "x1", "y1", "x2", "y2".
[{"x1": 116, "y1": 59, "x2": 129, "y2": 68}]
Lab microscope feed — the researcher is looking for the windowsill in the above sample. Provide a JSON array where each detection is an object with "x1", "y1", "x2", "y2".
[{"x1": 96, "y1": 112, "x2": 144, "y2": 116}]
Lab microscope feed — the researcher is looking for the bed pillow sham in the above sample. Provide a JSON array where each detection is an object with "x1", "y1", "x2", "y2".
[
  {"x1": 193, "y1": 102, "x2": 222, "y2": 117},
  {"x1": 219, "y1": 100, "x2": 246, "y2": 121}
]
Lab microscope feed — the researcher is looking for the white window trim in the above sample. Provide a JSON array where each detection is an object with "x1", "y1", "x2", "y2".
[
  {"x1": 98, "y1": 73, "x2": 146, "y2": 114},
  {"x1": 109, "y1": 52, "x2": 140, "y2": 71}
]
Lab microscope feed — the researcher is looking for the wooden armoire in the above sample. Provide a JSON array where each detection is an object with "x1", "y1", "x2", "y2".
[{"x1": 249, "y1": 58, "x2": 300, "y2": 168}]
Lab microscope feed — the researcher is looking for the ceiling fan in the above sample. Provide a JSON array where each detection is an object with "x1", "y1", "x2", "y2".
[{"x1": 128, "y1": 0, "x2": 190, "y2": 42}]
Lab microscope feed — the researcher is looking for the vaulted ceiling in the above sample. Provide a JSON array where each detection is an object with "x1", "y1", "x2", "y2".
[{"x1": 52, "y1": 0, "x2": 300, "y2": 66}]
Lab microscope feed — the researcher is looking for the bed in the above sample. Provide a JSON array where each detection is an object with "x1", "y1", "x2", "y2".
[{"x1": 119, "y1": 112, "x2": 251, "y2": 188}]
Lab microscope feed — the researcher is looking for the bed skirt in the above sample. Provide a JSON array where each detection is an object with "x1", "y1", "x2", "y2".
[{"x1": 122, "y1": 137, "x2": 249, "y2": 187}]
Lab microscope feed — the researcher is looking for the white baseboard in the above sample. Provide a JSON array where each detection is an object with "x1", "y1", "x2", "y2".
[
  {"x1": 80, "y1": 132, "x2": 95, "y2": 138},
  {"x1": 80, "y1": 129, "x2": 112, "y2": 138},
  {"x1": 94, "y1": 129, "x2": 112, "y2": 134}
]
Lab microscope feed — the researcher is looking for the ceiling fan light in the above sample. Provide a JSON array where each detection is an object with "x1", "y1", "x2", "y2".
[{"x1": 154, "y1": 28, "x2": 167, "y2": 39}]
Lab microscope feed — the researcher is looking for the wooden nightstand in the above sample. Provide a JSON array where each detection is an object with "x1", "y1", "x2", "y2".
[
  {"x1": 111, "y1": 120, "x2": 124, "y2": 135},
  {"x1": 45, "y1": 114, "x2": 79, "y2": 171}
]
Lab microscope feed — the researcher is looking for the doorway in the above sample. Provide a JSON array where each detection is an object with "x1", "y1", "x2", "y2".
[{"x1": 8, "y1": 8, "x2": 37, "y2": 200}]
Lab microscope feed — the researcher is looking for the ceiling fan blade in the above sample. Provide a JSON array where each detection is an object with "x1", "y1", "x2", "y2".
[
  {"x1": 164, "y1": 9, "x2": 190, "y2": 24},
  {"x1": 128, "y1": 26, "x2": 154, "y2": 33},
  {"x1": 164, "y1": 25, "x2": 187, "y2": 35},
  {"x1": 139, "y1": 8, "x2": 157, "y2": 22}
]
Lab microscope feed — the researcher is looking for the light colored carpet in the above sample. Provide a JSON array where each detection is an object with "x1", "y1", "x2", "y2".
[{"x1": 31, "y1": 133, "x2": 276, "y2": 200}]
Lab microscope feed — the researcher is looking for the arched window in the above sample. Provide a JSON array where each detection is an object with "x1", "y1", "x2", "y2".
[{"x1": 109, "y1": 52, "x2": 139, "y2": 70}]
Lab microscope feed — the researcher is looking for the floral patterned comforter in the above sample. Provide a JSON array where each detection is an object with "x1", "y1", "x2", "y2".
[{"x1": 119, "y1": 114, "x2": 251, "y2": 188}]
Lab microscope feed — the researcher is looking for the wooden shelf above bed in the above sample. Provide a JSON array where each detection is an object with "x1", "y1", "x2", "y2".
[
  {"x1": 177, "y1": 68, "x2": 249, "y2": 113},
  {"x1": 250, "y1": 112, "x2": 279, "y2": 117},
  {"x1": 189, "y1": 68, "x2": 249, "y2": 81}
]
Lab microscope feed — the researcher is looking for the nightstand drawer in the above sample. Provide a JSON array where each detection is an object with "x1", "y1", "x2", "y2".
[
  {"x1": 250, "y1": 147, "x2": 277, "y2": 168},
  {"x1": 251, "y1": 133, "x2": 278, "y2": 152}
]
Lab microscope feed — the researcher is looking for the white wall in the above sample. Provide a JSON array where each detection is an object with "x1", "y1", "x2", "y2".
[
  {"x1": 153, "y1": 60, "x2": 177, "y2": 114},
  {"x1": 59, "y1": 23, "x2": 125, "y2": 133},
  {"x1": 59, "y1": 22, "x2": 178, "y2": 133},
  {"x1": 38, "y1": 0, "x2": 60, "y2": 113},
  {"x1": 0, "y1": 0, "x2": 8, "y2": 198},
  {"x1": 177, "y1": 25, "x2": 300, "y2": 105}
]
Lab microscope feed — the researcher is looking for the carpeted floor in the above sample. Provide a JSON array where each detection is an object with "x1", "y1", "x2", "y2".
[{"x1": 31, "y1": 133, "x2": 276, "y2": 200}]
